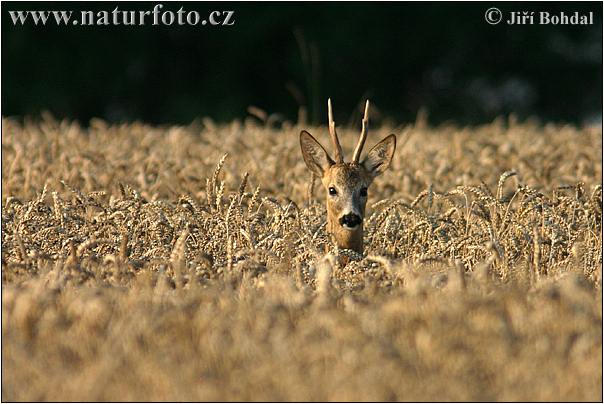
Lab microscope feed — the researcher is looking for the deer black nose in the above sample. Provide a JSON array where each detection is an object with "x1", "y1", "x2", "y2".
[{"x1": 339, "y1": 213, "x2": 362, "y2": 228}]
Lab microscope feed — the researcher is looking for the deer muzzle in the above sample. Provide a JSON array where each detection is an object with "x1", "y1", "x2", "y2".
[{"x1": 339, "y1": 213, "x2": 362, "y2": 229}]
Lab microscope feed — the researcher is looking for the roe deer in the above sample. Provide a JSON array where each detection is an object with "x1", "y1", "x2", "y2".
[{"x1": 300, "y1": 99, "x2": 396, "y2": 254}]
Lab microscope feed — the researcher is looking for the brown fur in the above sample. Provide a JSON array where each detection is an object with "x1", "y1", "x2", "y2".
[{"x1": 321, "y1": 163, "x2": 372, "y2": 253}]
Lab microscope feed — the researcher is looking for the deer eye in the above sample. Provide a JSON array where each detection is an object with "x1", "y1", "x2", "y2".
[
  {"x1": 360, "y1": 187, "x2": 368, "y2": 197},
  {"x1": 328, "y1": 187, "x2": 337, "y2": 196}
]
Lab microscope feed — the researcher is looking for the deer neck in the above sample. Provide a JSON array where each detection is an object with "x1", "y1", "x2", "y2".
[{"x1": 327, "y1": 216, "x2": 363, "y2": 254}]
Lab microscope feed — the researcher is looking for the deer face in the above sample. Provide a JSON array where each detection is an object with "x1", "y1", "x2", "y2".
[
  {"x1": 323, "y1": 163, "x2": 371, "y2": 230},
  {"x1": 299, "y1": 100, "x2": 396, "y2": 253},
  {"x1": 301, "y1": 135, "x2": 396, "y2": 230}
]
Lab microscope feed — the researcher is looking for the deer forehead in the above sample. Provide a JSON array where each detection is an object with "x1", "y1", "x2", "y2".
[{"x1": 321, "y1": 163, "x2": 372, "y2": 190}]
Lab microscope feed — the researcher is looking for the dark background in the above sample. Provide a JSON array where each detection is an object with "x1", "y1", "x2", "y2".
[{"x1": 2, "y1": 2, "x2": 602, "y2": 126}]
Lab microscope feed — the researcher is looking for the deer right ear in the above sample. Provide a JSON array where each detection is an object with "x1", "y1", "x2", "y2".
[
  {"x1": 300, "y1": 130, "x2": 334, "y2": 177},
  {"x1": 362, "y1": 134, "x2": 396, "y2": 178}
]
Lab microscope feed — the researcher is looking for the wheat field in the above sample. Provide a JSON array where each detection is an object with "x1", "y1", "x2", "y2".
[{"x1": 1, "y1": 112, "x2": 602, "y2": 401}]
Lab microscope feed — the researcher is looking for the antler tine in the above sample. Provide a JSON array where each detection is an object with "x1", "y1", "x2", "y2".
[
  {"x1": 328, "y1": 98, "x2": 344, "y2": 163},
  {"x1": 352, "y1": 100, "x2": 370, "y2": 163}
]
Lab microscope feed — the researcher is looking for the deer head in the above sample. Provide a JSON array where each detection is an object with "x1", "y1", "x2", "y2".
[{"x1": 300, "y1": 99, "x2": 396, "y2": 254}]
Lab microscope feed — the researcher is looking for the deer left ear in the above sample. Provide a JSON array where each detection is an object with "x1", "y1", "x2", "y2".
[
  {"x1": 362, "y1": 134, "x2": 396, "y2": 177},
  {"x1": 300, "y1": 130, "x2": 335, "y2": 177}
]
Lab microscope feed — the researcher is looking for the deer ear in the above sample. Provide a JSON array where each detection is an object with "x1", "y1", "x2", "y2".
[
  {"x1": 300, "y1": 130, "x2": 334, "y2": 176},
  {"x1": 362, "y1": 134, "x2": 396, "y2": 177}
]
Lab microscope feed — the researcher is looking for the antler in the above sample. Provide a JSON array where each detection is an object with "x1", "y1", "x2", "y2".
[
  {"x1": 352, "y1": 100, "x2": 370, "y2": 163},
  {"x1": 328, "y1": 98, "x2": 344, "y2": 163}
]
